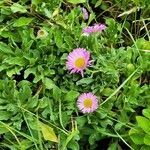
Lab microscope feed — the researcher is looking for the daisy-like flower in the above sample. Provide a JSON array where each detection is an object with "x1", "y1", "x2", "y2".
[
  {"x1": 77, "y1": 92, "x2": 98, "y2": 113},
  {"x1": 81, "y1": 7, "x2": 88, "y2": 20},
  {"x1": 66, "y1": 48, "x2": 91, "y2": 77},
  {"x1": 83, "y1": 24, "x2": 106, "y2": 36}
]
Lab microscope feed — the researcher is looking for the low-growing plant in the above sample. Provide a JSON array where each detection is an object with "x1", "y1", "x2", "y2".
[
  {"x1": 0, "y1": 0, "x2": 149, "y2": 149},
  {"x1": 129, "y1": 108, "x2": 150, "y2": 150}
]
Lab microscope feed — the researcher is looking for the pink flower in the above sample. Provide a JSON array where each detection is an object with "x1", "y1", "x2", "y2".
[
  {"x1": 66, "y1": 48, "x2": 91, "y2": 77},
  {"x1": 83, "y1": 24, "x2": 106, "y2": 36},
  {"x1": 77, "y1": 92, "x2": 98, "y2": 113},
  {"x1": 81, "y1": 7, "x2": 88, "y2": 20}
]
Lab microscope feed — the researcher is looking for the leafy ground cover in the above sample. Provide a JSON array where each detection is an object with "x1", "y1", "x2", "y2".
[{"x1": 0, "y1": 0, "x2": 150, "y2": 149}]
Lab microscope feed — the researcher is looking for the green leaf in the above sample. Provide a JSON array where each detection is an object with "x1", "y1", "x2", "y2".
[
  {"x1": 136, "y1": 116, "x2": 150, "y2": 133},
  {"x1": 0, "y1": 111, "x2": 11, "y2": 121},
  {"x1": 53, "y1": 86, "x2": 61, "y2": 100},
  {"x1": 141, "y1": 145, "x2": 150, "y2": 150},
  {"x1": 102, "y1": 88, "x2": 114, "y2": 96},
  {"x1": 6, "y1": 66, "x2": 23, "y2": 77},
  {"x1": 26, "y1": 97, "x2": 38, "y2": 109},
  {"x1": 19, "y1": 85, "x2": 32, "y2": 102},
  {"x1": 13, "y1": 17, "x2": 33, "y2": 27},
  {"x1": 95, "y1": 0, "x2": 102, "y2": 8},
  {"x1": 24, "y1": 67, "x2": 36, "y2": 79},
  {"x1": 144, "y1": 134, "x2": 150, "y2": 145},
  {"x1": 65, "y1": 91, "x2": 79, "y2": 101},
  {"x1": 20, "y1": 140, "x2": 33, "y2": 150},
  {"x1": 76, "y1": 117, "x2": 87, "y2": 128},
  {"x1": 54, "y1": 30, "x2": 63, "y2": 48},
  {"x1": 39, "y1": 122, "x2": 58, "y2": 143},
  {"x1": 62, "y1": 128, "x2": 79, "y2": 150},
  {"x1": 43, "y1": 78, "x2": 56, "y2": 90},
  {"x1": 76, "y1": 78, "x2": 94, "y2": 85},
  {"x1": 0, "y1": 42, "x2": 14, "y2": 54},
  {"x1": 3, "y1": 57, "x2": 27, "y2": 66},
  {"x1": 68, "y1": 141, "x2": 79, "y2": 150},
  {"x1": 108, "y1": 143, "x2": 118, "y2": 150},
  {"x1": 67, "y1": 0, "x2": 86, "y2": 4},
  {"x1": 34, "y1": 75, "x2": 43, "y2": 83},
  {"x1": 129, "y1": 128, "x2": 144, "y2": 144},
  {"x1": 0, "y1": 125, "x2": 9, "y2": 134},
  {"x1": 88, "y1": 13, "x2": 95, "y2": 25},
  {"x1": 143, "y1": 109, "x2": 150, "y2": 119},
  {"x1": 32, "y1": 0, "x2": 42, "y2": 6},
  {"x1": 11, "y1": 3, "x2": 27, "y2": 13}
]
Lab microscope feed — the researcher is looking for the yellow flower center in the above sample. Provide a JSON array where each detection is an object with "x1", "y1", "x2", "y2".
[
  {"x1": 83, "y1": 99, "x2": 93, "y2": 108},
  {"x1": 75, "y1": 58, "x2": 85, "y2": 68}
]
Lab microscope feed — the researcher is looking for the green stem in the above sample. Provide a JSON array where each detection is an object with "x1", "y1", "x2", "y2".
[{"x1": 100, "y1": 68, "x2": 139, "y2": 106}]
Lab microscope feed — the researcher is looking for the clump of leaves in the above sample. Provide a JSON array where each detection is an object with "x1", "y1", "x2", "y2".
[
  {"x1": 129, "y1": 108, "x2": 150, "y2": 150},
  {"x1": 0, "y1": 0, "x2": 150, "y2": 149}
]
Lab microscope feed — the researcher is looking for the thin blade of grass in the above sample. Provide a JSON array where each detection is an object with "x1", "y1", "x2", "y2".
[
  {"x1": 114, "y1": 129, "x2": 135, "y2": 150},
  {"x1": 62, "y1": 120, "x2": 78, "y2": 150},
  {"x1": 59, "y1": 99, "x2": 69, "y2": 133},
  {"x1": 100, "y1": 68, "x2": 139, "y2": 106},
  {"x1": 142, "y1": 19, "x2": 150, "y2": 41},
  {"x1": 0, "y1": 121, "x2": 22, "y2": 149},
  {"x1": 22, "y1": 111, "x2": 39, "y2": 150},
  {"x1": 18, "y1": 106, "x2": 69, "y2": 135},
  {"x1": 36, "y1": 113, "x2": 44, "y2": 150}
]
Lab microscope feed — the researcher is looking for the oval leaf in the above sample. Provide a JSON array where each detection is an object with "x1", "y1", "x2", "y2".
[
  {"x1": 136, "y1": 116, "x2": 150, "y2": 133},
  {"x1": 144, "y1": 134, "x2": 150, "y2": 146},
  {"x1": 0, "y1": 42, "x2": 14, "y2": 54},
  {"x1": 143, "y1": 109, "x2": 150, "y2": 119},
  {"x1": 129, "y1": 128, "x2": 144, "y2": 145},
  {"x1": 11, "y1": 3, "x2": 27, "y2": 13},
  {"x1": 65, "y1": 90, "x2": 79, "y2": 101},
  {"x1": 39, "y1": 122, "x2": 58, "y2": 143},
  {"x1": 13, "y1": 17, "x2": 33, "y2": 27}
]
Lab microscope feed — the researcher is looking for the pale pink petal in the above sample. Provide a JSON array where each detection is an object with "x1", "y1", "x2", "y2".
[
  {"x1": 77, "y1": 92, "x2": 98, "y2": 114},
  {"x1": 66, "y1": 48, "x2": 91, "y2": 77},
  {"x1": 83, "y1": 23, "x2": 106, "y2": 35}
]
